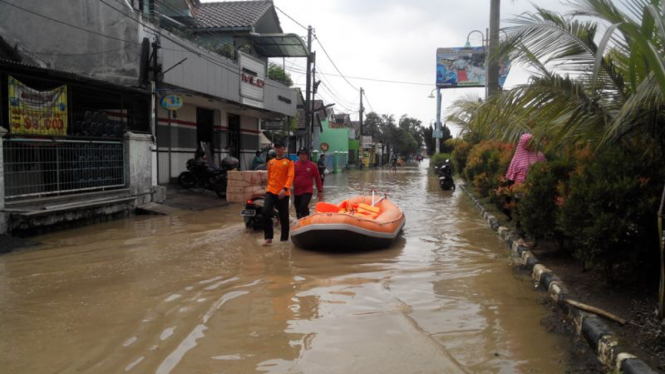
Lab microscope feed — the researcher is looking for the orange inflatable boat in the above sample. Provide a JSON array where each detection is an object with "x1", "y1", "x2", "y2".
[{"x1": 291, "y1": 195, "x2": 405, "y2": 250}]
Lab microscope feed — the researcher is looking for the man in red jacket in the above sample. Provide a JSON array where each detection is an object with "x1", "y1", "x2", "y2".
[{"x1": 293, "y1": 147, "x2": 323, "y2": 219}]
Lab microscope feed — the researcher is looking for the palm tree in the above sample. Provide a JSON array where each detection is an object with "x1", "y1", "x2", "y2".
[{"x1": 448, "y1": 0, "x2": 665, "y2": 316}]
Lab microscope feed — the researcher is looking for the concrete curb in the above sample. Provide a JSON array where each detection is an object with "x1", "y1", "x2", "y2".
[{"x1": 460, "y1": 185, "x2": 657, "y2": 374}]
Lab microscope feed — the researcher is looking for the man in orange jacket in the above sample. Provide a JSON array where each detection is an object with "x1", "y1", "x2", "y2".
[{"x1": 263, "y1": 143, "x2": 294, "y2": 246}]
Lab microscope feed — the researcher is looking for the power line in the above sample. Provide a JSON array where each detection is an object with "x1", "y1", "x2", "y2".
[
  {"x1": 273, "y1": 5, "x2": 308, "y2": 31},
  {"x1": 313, "y1": 33, "x2": 359, "y2": 91},
  {"x1": 285, "y1": 53, "x2": 433, "y2": 87},
  {"x1": 31, "y1": 48, "x2": 127, "y2": 56},
  {"x1": 318, "y1": 83, "x2": 357, "y2": 111},
  {"x1": 0, "y1": 0, "x2": 140, "y2": 45},
  {"x1": 363, "y1": 90, "x2": 375, "y2": 113}
]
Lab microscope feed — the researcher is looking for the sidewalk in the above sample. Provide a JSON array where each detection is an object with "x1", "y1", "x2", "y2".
[{"x1": 137, "y1": 185, "x2": 232, "y2": 215}]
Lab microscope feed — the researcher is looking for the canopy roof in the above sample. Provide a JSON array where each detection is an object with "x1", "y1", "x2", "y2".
[{"x1": 248, "y1": 33, "x2": 309, "y2": 58}]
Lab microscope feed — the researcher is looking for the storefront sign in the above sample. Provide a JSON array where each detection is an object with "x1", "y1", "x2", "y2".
[
  {"x1": 160, "y1": 94, "x2": 183, "y2": 110},
  {"x1": 362, "y1": 135, "x2": 373, "y2": 148},
  {"x1": 264, "y1": 120, "x2": 284, "y2": 131},
  {"x1": 239, "y1": 52, "x2": 265, "y2": 109},
  {"x1": 8, "y1": 76, "x2": 68, "y2": 135},
  {"x1": 241, "y1": 70, "x2": 265, "y2": 88},
  {"x1": 278, "y1": 95, "x2": 292, "y2": 104}
]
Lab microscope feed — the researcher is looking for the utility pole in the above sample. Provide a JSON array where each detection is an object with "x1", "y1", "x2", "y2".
[
  {"x1": 359, "y1": 88, "x2": 364, "y2": 138},
  {"x1": 359, "y1": 87, "x2": 364, "y2": 165},
  {"x1": 435, "y1": 88, "x2": 441, "y2": 154},
  {"x1": 311, "y1": 58, "x2": 317, "y2": 151},
  {"x1": 304, "y1": 26, "x2": 313, "y2": 151},
  {"x1": 487, "y1": 0, "x2": 501, "y2": 97}
]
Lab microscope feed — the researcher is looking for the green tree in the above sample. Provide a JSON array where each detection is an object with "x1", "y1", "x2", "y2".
[
  {"x1": 423, "y1": 125, "x2": 434, "y2": 156},
  {"x1": 398, "y1": 115, "x2": 424, "y2": 152},
  {"x1": 363, "y1": 111, "x2": 385, "y2": 141},
  {"x1": 268, "y1": 63, "x2": 293, "y2": 87},
  {"x1": 447, "y1": 0, "x2": 665, "y2": 316}
]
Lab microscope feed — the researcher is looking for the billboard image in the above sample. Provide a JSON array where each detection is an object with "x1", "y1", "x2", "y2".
[
  {"x1": 8, "y1": 76, "x2": 68, "y2": 135},
  {"x1": 436, "y1": 47, "x2": 511, "y2": 89}
]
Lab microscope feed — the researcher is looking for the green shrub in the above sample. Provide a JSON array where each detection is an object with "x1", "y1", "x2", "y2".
[
  {"x1": 464, "y1": 141, "x2": 514, "y2": 197},
  {"x1": 430, "y1": 153, "x2": 452, "y2": 169},
  {"x1": 452, "y1": 142, "x2": 472, "y2": 178},
  {"x1": 558, "y1": 148, "x2": 663, "y2": 279},
  {"x1": 518, "y1": 159, "x2": 574, "y2": 246}
]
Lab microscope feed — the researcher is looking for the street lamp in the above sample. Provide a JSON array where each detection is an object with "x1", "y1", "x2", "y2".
[
  {"x1": 427, "y1": 88, "x2": 436, "y2": 99},
  {"x1": 465, "y1": 29, "x2": 487, "y2": 48}
]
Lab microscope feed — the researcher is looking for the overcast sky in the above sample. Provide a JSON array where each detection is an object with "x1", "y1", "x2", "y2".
[{"x1": 204, "y1": 0, "x2": 573, "y2": 135}]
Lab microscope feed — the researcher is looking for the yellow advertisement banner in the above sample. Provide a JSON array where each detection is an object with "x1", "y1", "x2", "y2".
[{"x1": 8, "y1": 76, "x2": 68, "y2": 135}]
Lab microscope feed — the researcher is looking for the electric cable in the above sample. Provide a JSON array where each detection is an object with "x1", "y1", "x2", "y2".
[
  {"x1": 313, "y1": 33, "x2": 359, "y2": 91},
  {"x1": 273, "y1": 5, "x2": 308, "y2": 31}
]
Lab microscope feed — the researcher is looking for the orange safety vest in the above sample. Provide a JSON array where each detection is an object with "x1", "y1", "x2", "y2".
[{"x1": 266, "y1": 157, "x2": 295, "y2": 196}]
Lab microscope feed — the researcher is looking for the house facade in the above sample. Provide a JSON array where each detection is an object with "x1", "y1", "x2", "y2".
[{"x1": 0, "y1": 0, "x2": 307, "y2": 232}]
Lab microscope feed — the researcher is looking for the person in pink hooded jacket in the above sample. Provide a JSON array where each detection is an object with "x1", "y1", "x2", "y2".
[
  {"x1": 506, "y1": 133, "x2": 546, "y2": 184},
  {"x1": 505, "y1": 133, "x2": 546, "y2": 247}
]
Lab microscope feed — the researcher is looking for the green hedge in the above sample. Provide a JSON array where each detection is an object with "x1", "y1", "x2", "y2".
[
  {"x1": 454, "y1": 140, "x2": 664, "y2": 281},
  {"x1": 463, "y1": 140, "x2": 514, "y2": 197}
]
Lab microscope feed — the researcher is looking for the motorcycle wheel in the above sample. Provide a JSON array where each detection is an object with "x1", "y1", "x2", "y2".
[
  {"x1": 213, "y1": 177, "x2": 227, "y2": 198},
  {"x1": 178, "y1": 172, "x2": 197, "y2": 188},
  {"x1": 244, "y1": 216, "x2": 255, "y2": 229}
]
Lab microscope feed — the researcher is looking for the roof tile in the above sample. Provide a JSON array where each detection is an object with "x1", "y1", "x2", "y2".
[{"x1": 195, "y1": 1, "x2": 273, "y2": 29}]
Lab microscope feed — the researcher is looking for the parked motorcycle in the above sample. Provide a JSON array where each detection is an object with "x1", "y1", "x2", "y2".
[
  {"x1": 241, "y1": 196, "x2": 278, "y2": 231},
  {"x1": 435, "y1": 159, "x2": 456, "y2": 191},
  {"x1": 178, "y1": 154, "x2": 239, "y2": 198}
]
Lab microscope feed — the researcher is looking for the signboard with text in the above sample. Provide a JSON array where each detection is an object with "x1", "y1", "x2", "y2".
[
  {"x1": 239, "y1": 52, "x2": 266, "y2": 109},
  {"x1": 8, "y1": 76, "x2": 68, "y2": 135}
]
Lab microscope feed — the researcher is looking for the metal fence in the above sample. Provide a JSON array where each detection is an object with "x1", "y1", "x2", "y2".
[{"x1": 3, "y1": 138, "x2": 125, "y2": 199}]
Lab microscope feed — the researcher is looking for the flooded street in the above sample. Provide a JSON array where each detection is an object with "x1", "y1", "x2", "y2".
[{"x1": 0, "y1": 163, "x2": 568, "y2": 374}]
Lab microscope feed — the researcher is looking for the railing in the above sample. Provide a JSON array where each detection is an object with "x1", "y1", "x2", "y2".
[{"x1": 3, "y1": 138, "x2": 125, "y2": 199}]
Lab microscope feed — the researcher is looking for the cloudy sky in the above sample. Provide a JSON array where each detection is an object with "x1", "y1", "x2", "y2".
[{"x1": 206, "y1": 0, "x2": 574, "y2": 135}]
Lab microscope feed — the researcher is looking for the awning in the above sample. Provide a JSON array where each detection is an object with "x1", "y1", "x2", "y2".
[
  {"x1": 249, "y1": 33, "x2": 309, "y2": 58},
  {"x1": 259, "y1": 131, "x2": 272, "y2": 147}
]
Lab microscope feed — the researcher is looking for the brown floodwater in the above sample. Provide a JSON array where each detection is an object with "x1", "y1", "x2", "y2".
[{"x1": 0, "y1": 162, "x2": 568, "y2": 374}]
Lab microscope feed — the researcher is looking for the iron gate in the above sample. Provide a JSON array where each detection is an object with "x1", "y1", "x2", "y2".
[{"x1": 3, "y1": 138, "x2": 125, "y2": 199}]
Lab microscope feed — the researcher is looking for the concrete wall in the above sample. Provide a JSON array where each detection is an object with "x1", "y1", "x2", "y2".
[
  {"x1": 0, "y1": 0, "x2": 143, "y2": 86},
  {"x1": 264, "y1": 80, "x2": 297, "y2": 117},
  {"x1": 319, "y1": 119, "x2": 350, "y2": 154},
  {"x1": 159, "y1": 32, "x2": 241, "y2": 102}
]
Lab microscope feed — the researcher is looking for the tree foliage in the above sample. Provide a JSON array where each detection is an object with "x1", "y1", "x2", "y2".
[{"x1": 268, "y1": 63, "x2": 293, "y2": 87}]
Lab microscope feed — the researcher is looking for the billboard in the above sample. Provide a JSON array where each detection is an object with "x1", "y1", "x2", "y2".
[
  {"x1": 8, "y1": 76, "x2": 68, "y2": 135},
  {"x1": 436, "y1": 47, "x2": 511, "y2": 89}
]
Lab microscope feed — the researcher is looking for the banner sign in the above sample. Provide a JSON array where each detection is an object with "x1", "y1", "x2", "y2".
[
  {"x1": 436, "y1": 47, "x2": 486, "y2": 88},
  {"x1": 8, "y1": 76, "x2": 68, "y2": 135},
  {"x1": 362, "y1": 135, "x2": 373, "y2": 148},
  {"x1": 436, "y1": 47, "x2": 512, "y2": 89},
  {"x1": 160, "y1": 94, "x2": 183, "y2": 110}
]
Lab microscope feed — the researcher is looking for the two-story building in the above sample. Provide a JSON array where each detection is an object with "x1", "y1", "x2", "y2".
[{"x1": 0, "y1": 0, "x2": 308, "y2": 233}]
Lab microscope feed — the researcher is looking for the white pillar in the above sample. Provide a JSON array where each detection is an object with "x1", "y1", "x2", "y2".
[
  {"x1": 435, "y1": 88, "x2": 442, "y2": 154},
  {"x1": 124, "y1": 132, "x2": 155, "y2": 205}
]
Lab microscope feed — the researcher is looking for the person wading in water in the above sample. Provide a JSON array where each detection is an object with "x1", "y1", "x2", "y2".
[{"x1": 262, "y1": 143, "x2": 294, "y2": 246}]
